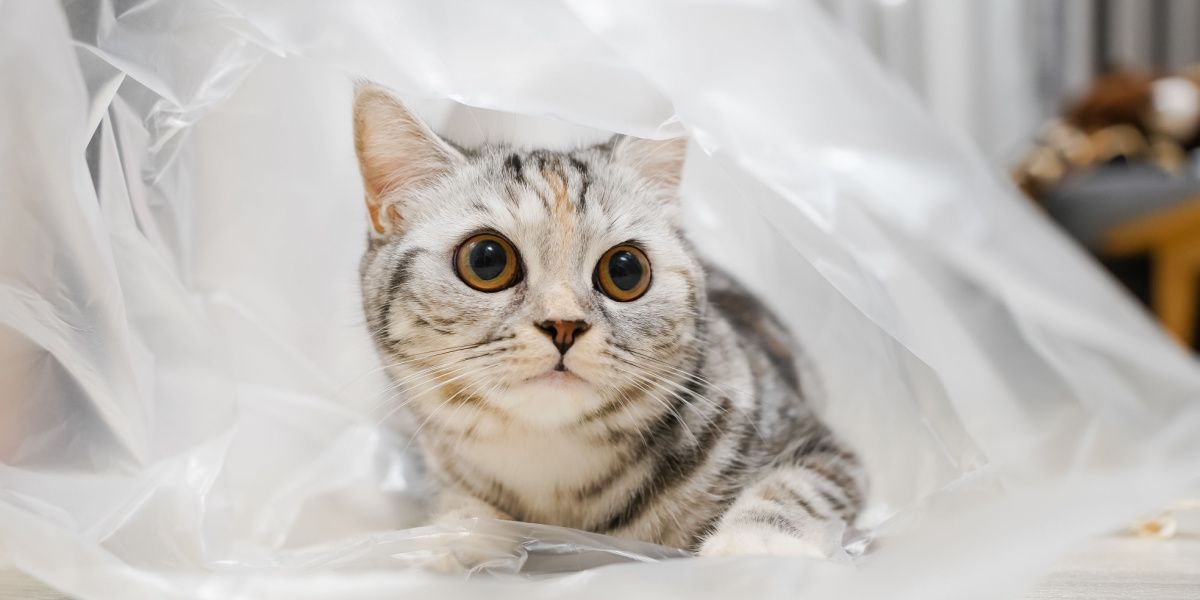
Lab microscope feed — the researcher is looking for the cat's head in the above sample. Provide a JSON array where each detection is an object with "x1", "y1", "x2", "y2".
[{"x1": 353, "y1": 84, "x2": 704, "y2": 431}]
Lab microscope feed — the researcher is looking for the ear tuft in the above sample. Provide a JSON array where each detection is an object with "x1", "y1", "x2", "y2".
[
  {"x1": 608, "y1": 135, "x2": 688, "y2": 195},
  {"x1": 353, "y1": 83, "x2": 462, "y2": 236}
]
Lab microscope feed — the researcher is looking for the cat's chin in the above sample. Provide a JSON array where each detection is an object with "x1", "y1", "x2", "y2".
[{"x1": 491, "y1": 371, "x2": 604, "y2": 429}]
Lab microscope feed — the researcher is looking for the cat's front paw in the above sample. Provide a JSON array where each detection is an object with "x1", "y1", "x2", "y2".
[
  {"x1": 416, "y1": 516, "x2": 527, "y2": 575},
  {"x1": 698, "y1": 523, "x2": 830, "y2": 558}
]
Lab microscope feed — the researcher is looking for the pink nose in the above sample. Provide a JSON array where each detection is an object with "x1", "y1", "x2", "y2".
[{"x1": 537, "y1": 319, "x2": 590, "y2": 354}]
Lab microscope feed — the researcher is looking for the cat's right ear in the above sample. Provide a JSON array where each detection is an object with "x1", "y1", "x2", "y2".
[
  {"x1": 353, "y1": 83, "x2": 463, "y2": 237},
  {"x1": 607, "y1": 134, "x2": 688, "y2": 202}
]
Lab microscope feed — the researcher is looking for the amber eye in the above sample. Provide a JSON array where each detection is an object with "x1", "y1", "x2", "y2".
[
  {"x1": 455, "y1": 233, "x2": 521, "y2": 292},
  {"x1": 595, "y1": 244, "x2": 651, "y2": 302}
]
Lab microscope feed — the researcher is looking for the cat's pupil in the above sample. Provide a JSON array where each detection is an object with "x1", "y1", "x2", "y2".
[
  {"x1": 469, "y1": 240, "x2": 507, "y2": 281},
  {"x1": 608, "y1": 251, "x2": 643, "y2": 291}
]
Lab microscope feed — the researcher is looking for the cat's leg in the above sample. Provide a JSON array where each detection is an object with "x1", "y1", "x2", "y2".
[
  {"x1": 423, "y1": 488, "x2": 524, "y2": 574},
  {"x1": 698, "y1": 449, "x2": 864, "y2": 558}
]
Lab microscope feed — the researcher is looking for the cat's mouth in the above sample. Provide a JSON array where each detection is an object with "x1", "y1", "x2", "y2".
[{"x1": 524, "y1": 368, "x2": 586, "y2": 386}]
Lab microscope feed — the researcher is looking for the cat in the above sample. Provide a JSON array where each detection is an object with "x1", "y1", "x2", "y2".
[{"x1": 352, "y1": 83, "x2": 866, "y2": 558}]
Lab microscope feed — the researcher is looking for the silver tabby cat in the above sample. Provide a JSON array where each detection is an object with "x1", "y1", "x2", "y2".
[{"x1": 353, "y1": 84, "x2": 865, "y2": 557}]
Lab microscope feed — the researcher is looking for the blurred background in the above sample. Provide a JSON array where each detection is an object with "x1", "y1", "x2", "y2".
[{"x1": 818, "y1": 0, "x2": 1200, "y2": 349}]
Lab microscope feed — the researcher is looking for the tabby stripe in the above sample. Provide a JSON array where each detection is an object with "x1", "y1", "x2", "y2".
[
  {"x1": 574, "y1": 416, "x2": 668, "y2": 499},
  {"x1": 528, "y1": 152, "x2": 555, "y2": 213},
  {"x1": 502, "y1": 181, "x2": 522, "y2": 215},
  {"x1": 598, "y1": 393, "x2": 733, "y2": 533},
  {"x1": 783, "y1": 431, "x2": 851, "y2": 465},
  {"x1": 440, "y1": 456, "x2": 530, "y2": 522},
  {"x1": 799, "y1": 459, "x2": 862, "y2": 512},
  {"x1": 504, "y1": 153, "x2": 524, "y2": 183},
  {"x1": 573, "y1": 440, "x2": 652, "y2": 500},
  {"x1": 574, "y1": 366, "x2": 704, "y2": 500},
  {"x1": 814, "y1": 485, "x2": 851, "y2": 517},
  {"x1": 732, "y1": 509, "x2": 810, "y2": 539},
  {"x1": 614, "y1": 390, "x2": 688, "y2": 455},
  {"x1": 567, "y1": 155, "x2": 590, "y2": 208},
  {"x1": 682, "y1": 397, "x2": 766, "y2": 548},
  {"x1": 380, "y1": 247, "x2": 425, "y2": 345},
  {"x1": 574, "y1": 382, "x2": 644, "y2": 426},
  {"x1": 759, "y1": 481, "x2": 820, "y2": 519},
  {"x1": 590, "y1": 396, "x2": 692, "y2": 524}
]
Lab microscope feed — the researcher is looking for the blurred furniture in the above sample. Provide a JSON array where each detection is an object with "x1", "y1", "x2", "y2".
[
  {"x1": 1038, "y1": 160, "x2": 1200, "y2": 349},
  {"x1": 1018, "y1": 64, "x2": 1200, "y2": 349},
  {"x1": 1105, "y1": 197, "x2": 1200, "y2": 345}
]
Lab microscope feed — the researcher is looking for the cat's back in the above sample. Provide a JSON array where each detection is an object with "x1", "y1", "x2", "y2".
[{"x1": 703, "y1": 264, "x2": 803, "y2": 395}]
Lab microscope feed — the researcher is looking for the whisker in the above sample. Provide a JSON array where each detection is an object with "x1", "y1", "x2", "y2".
[
  {"x1": 400, "y1": 364, "x2": 503, "y2": 453},
  {"x1": 630, "y1": 359, "x2": 730, "y2": 415},
  {"x1": 625, "y1": 367, "x2": 718, "y2": 433},
  {"x1": 372, "y1": 361, "x2": 497, "y2": 425},
  {"x1": 366, "y1": 358, "x2": 475, "y2": 411},
  {"x1": 362, "y1": 341, "x2": 513, "y2": 417},
  {"x1": 331, "y1": 341, "x2": 489, "y2": 400},
  {"x1": 448, "y1": 377, "x2": 509, "y2": 449},
  {"x1": 610, "y1": 364, "x2": 703, "y2": 444},
  {"x1": 623, "y1": 347, "x2": 734, "y2": 397},
  {"x1": 609, "y1": 351, "x2": 765, "y2": 442},
  {"x1": 605, "y1": 350, "x2": 723, "y2": 412},
  {"x1": 611, "y1": 388, "x2": 653, "y2": 448}
]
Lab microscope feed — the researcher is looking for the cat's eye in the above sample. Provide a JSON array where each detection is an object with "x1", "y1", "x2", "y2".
[
  {"x1": 595, "y1": 244, "x2": 651, "y2": 302},
  {"x1": 456, "y1": 232, "x2": 521, "y2": 292}
]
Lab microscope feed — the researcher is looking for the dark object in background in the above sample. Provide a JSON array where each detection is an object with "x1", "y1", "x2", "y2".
[
  {"x1": 1041, "y1": 162, "x2": 1200, "y2": 252},
  {"x1": 1015, "y1": 68, "x2": 1200, "y2": 198},
  {"x1": 1018, "y1": 67, "x2": 1200, "y2": 350},
  {"x1": 1063, "y1": 71, "x2": 1157, "y2": 135},
  {"x1": 1064, "y1": 68, "x2": 1200, "y2": 152},
  {"x1": 1041, "y1": 160, "x2": 1200, "y2": 346}
]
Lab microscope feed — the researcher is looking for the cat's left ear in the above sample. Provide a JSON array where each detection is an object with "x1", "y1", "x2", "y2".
[
  {"x1": 353, "y1": 83, "x2": 465, "y2": 237},
  {"x1": 608, "y1": 135, "x2": 688, "y2": 198}
]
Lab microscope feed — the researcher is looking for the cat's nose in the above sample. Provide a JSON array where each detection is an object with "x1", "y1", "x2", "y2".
[{"x1": 536, "y1": 319, "x2": 590, "y2": 354}]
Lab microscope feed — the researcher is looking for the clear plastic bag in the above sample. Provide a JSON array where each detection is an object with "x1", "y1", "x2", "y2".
[{"x1": 3, "y1": 1, "x2": 1199, "y2": 598}]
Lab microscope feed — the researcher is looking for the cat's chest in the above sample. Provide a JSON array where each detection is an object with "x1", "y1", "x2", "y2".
[{"x1": 437, "y1": 429, "x2": 631, "y2": 522}]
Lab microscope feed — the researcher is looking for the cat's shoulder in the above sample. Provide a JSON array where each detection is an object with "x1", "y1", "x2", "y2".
[
  {"x1": 702, "y1": 262, "x2": 802, "y2": 390},
  {"x1": 702, "y1": 262, "x2": 779, "y2": 327}
]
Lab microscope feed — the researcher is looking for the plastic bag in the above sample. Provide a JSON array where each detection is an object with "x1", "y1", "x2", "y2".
[{"x1": 3, "y1": 1, "x2": 1199, "y2": 598}]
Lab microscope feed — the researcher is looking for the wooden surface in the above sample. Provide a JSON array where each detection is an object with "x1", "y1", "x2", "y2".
[
  {"x1": 1104, "y1": 196, "x2": 1200, "y2": 345},
  {"x1": 1105, "y1": 198, "x2": 1200, "y2": 256},
  {"x1": 4, "y1": 535, "x2": 1199, "y2": 599}
]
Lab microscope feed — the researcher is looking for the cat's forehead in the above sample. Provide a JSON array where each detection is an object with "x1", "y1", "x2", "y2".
[{"x1": 439, "y1": 146, "x2": 673, "y2": 249}]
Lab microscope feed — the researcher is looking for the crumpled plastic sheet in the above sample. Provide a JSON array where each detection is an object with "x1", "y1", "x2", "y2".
[{"x1": 2, "y1": 1, "x2": 1200, "y2": 598}]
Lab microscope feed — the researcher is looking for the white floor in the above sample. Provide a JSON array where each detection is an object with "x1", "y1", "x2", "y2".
[
  {"x1": 1027, "y1": 535, "x2": 1200, "y2": 599},
  {"x1": 0, "y1": 569, "x2": 64, "y2": 600},
  {"x1": 4, "y1": 535, "x2": 1199, "y2": 599}
]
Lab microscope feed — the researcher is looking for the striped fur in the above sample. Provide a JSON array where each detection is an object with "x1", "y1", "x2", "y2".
[{"x1": 353, "y1": 84, "x2": 865, "y2": 556}]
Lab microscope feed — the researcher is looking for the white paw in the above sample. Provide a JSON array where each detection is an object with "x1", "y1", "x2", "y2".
[
  {"x1": 698, "y1": 523, "x2": 831, "y2": 558},
  {"x1": 412, "y1": 518, "x2": 527, "y2": 575}
]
